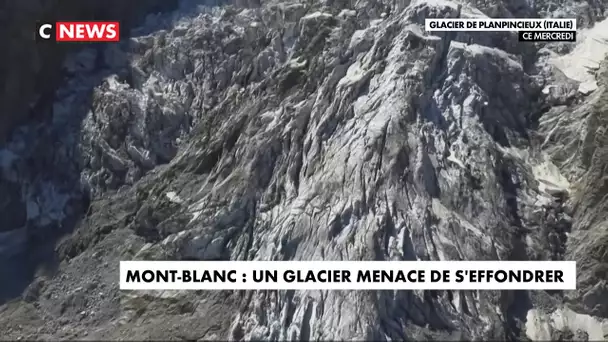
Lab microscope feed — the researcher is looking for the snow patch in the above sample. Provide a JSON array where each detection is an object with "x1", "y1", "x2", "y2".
[
  {"x1": 338, "y1": 9, "x2": 356, "y2": 18},
  {"x1": 301, "y1": 12, "x2": 333, "y2": 21},
  {"x1": 526, "y1": 308, "x2": 608, "y2": 341},
  {"x1": 447, "y1": 154, "x2": 466, "y2": 169},
  {"x1": 532, "y1": 160, "x2": 570, "y2": 195},
  {"x1": 165, "y1": 191, "x2": 184, "y2": 204},
  {"x1": 549, "y1": 18, "x2": 608, "y2": 93}
]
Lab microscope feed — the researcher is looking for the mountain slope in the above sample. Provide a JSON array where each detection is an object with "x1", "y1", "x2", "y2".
[{"x1": 0, "y1": 0, "x2": 607, "y2": 340}]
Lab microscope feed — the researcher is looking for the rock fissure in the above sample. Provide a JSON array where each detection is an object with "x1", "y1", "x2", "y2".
[{"x1": 1, "y1": 0, "x2": 608, "y2": 340}]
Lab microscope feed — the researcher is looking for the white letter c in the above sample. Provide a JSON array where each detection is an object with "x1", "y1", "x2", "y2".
[{"x1": 39, "y1": 24, "x2": 52, "y2": 39}]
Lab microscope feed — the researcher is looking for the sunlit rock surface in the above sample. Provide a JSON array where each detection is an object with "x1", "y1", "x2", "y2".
[{"x1": 0, "y1": 0, "x2": 607, "y2": 340}]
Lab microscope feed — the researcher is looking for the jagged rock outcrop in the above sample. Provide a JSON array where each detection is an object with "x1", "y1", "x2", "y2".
[{"x1": 0, "y1": 0, "x2": 607, "y2": 340}]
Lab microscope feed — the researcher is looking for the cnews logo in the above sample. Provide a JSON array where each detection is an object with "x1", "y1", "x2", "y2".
[{"x1": 36, "y1": 22, "x2": 120, "y2": 42}]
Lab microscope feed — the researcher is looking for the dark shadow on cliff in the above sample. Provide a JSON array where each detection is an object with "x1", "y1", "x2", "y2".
[
  {"x1": 0, "y1": 49, "x2": 127, "y2": 304},
  {"x1": 0, "y1": 2, "x2": 185, "y2": 305}
]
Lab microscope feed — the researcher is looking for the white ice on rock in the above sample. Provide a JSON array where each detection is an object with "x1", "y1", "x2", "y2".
[
  {"x1": 526, "y1": 307, "x2": 608, "y2": 340},
  {"x1": 532, "y1": 159, "x2": 571, "y2": 195},
  {"x1": 1, "y1": 0, "x2": 608, "y2": 339},
  {"x1": 549, "y1": 18, "x2": 608, "y2": 94}
]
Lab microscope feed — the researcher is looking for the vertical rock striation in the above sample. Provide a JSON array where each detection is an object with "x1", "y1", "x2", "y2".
[{"x1": 0, "y1": 0, "x2": 607, "y2": 340}]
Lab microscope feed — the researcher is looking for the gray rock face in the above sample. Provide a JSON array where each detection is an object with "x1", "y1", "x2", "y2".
[{"x1": 1, "y1": 0, "x2": 608, "y2": 340}]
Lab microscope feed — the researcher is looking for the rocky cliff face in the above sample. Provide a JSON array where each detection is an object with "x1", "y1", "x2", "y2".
[{"x1": 1, "y1": 0, "x2": 607, "y2": 340}]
